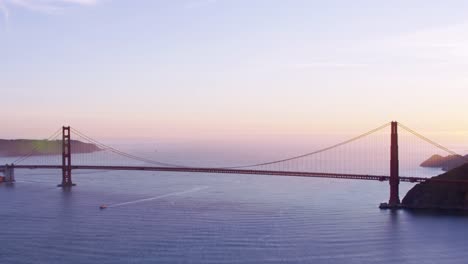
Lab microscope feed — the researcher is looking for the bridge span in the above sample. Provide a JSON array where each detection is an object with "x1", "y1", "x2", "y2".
[
  {"x1": 2, "y1": 121, "x2": 468, "y2": 208},
  {"x1": 9, "y1": 165, "x2": 467, "y2": 184}
]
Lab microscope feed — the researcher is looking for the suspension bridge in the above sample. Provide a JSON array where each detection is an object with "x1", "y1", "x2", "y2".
[{"x1": 1, "y1": 121, "x2": 467, "y2": 208}]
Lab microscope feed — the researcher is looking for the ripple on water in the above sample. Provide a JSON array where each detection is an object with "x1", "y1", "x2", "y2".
[{"x1": 1, "y1": 172, "x2": 468, "y2": 264}]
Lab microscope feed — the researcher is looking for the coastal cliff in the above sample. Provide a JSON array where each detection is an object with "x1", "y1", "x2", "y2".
[
  {"x1": 420, "y1": 154, "x2": 468, "y2": 171},
  {"x1": 0, "y1": 139, "x2": 101, "y2": 157},
  {"x1": 402, "y1": 163, "x2": 468, "y2": 210}
]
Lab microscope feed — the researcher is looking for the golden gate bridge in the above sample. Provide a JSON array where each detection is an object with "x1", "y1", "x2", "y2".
[{"x1": 1, "y1": 121, "x2": 467, "y2": 208}]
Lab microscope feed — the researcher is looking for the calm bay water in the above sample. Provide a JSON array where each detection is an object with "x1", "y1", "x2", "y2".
[{"x1": 1, "y1": 151, "x2": 468, "y2": 264}]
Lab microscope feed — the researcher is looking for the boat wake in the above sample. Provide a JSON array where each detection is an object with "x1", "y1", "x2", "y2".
[{"x1": 102, "y1": 186, "x2": 209, "y2": 209}]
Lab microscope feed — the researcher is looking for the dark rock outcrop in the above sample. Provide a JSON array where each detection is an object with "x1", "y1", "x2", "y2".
[
  {"x1": 402, "y1": 163, "x2": 468, "y2": 210},
  {"x1": 0, "y1": 139, "x2": 101, "y2": 157},
  {"x1": 420, "y1": 154, "x2": 468, "y2": 171}
]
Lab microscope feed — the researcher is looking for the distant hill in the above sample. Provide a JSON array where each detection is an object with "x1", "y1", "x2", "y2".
[
  {"x1": 0, "y1": 139, "x2": 101, "y2": 157},
  {"x1": 420, "y1": 154, "x2": 468, "y2": 171},
  {"x1": 403, "y1": 163, "x2": 468, "y2": 210}
]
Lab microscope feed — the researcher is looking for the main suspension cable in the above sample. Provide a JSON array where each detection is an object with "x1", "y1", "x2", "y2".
[
  {"x1": 69, "y1": 123, "x2": 391, "y2": 170},
  {"x1": 71, "y1": 128, "x2": 188, "y2": 168},
  {"x1": 398, "y1": 123, "x2": 468, "y2": 163},
  {"x1": 220, "y1": 122, "x2": 392, "y2": 169}
]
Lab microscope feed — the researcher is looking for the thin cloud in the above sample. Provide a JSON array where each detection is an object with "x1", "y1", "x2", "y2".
[
  {"x1": 8, "y1": 0, "x2": 59, "y2": 13},
  {"x1": 184, "y1": 0, "x2": 217, "y2": 9},
  {"x1": 2, "y1": 0, "x2": 100, "y2": 15},
  {"x1": 377, "y1": 22, "x2": 468, "y2": 65},
  {"x1": 61, "y1": 0, "x2": 97, "y2": 5},
  {"x1": 290, "y1": 62, "x2": 368, "y2": 69},
  {"x1": 0, "y1": 0, "x2": 9, "y2": 27}
]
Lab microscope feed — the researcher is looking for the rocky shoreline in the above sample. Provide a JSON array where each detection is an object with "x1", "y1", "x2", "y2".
[{"x1": 402, "y1": 163, "x2": 468, "y2": 211}]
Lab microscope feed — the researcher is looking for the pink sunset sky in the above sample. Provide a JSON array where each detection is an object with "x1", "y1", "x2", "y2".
[{"x1": 1, "y1": 0, "x2": 468, "y2": 148}]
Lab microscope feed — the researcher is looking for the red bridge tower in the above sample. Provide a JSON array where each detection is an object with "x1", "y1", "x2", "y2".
[
  {"x1": 58, "y1": 126, "x2": 75, "y2": 187},
  {"x1": 389, "y1": 121, "x2": 400, "y2": 206}
]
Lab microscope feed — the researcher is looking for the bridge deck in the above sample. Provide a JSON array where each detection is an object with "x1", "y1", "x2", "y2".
[{"x1": 6, "y1": 164, "x2": 450, "y2": 183}]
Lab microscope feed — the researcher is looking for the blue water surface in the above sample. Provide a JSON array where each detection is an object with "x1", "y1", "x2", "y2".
[{"x1": 1, "y1": 167, "x2": 468, "y2": 264}]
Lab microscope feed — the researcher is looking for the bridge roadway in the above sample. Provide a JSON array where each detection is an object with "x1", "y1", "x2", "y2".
[{"x1": 6, "y1": 164, "x2": 449, "y2": 183}]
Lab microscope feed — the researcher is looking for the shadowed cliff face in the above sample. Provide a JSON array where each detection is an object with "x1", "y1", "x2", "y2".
[
  {"x1": 403, "y1": 164, "x2": 468, "y2": 210},
  {"x1": 420, "y1": 154, "x2": 468, "y2": 171},
  {"x1": 0, "y1": 140, "x2": 101, "y2": 157}
]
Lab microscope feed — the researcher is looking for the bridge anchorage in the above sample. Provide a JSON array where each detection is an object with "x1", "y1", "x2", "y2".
[{"x1": 0, "y1": 164, "x2": 15, "y2": 183}]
